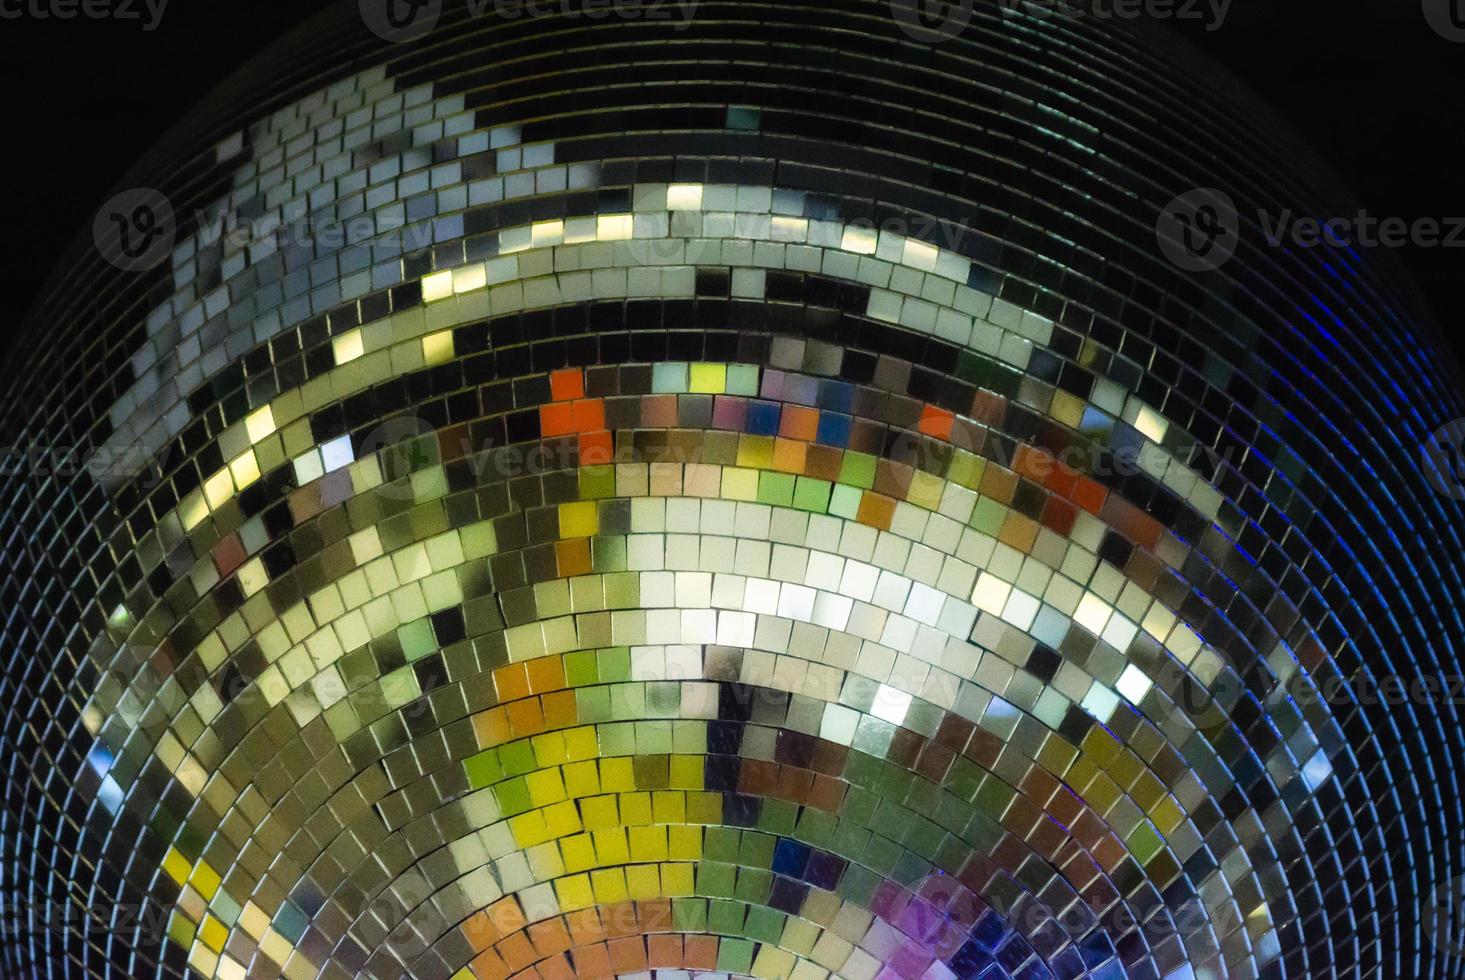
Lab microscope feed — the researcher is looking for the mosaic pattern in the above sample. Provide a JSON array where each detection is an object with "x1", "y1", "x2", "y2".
[{"x1": 2, "y1": 2, "x2": 1464, "y2": 978}]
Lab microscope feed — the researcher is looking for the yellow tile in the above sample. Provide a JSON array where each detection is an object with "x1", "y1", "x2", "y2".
[
  {"x1": 190, "y1": 861, "x2": 221, "y2": 901},
  {"x1": 619, "y1": 791, "x2": 652, "y2": 826},
  {"x1": 687, "y1": 791, "x2": 722, "y2": 824},
  {"x1": 526, "y1": 842, "x2": 566, "y2": 880},
  {"x1": 590, "y1": 868, "x2": 628, "y2": 905},
  {"x1": 628, "y1": 825, "x2": 667, "y2": 862},
  {"x1": 651, "y1": 790, "x2": 685, "y2": 824},
  {"x1": 737, "y1": 434, "x2": 775, "y2": 469},
  {"x1": 526, "y1": 768, "x2": 566, "y2": 807},
  {"x1": 688, "y1": 363, "x2": 726, "y2": 394},
  {"x1": 559, "y1": 501, "x2": 599, "y2": 539},
  {"x1": 555, "y1": 873, "x2": 594, "y2": 911},
  {"x1": 544, "y1": 800, "x2": 583, "y2": 838},
  {"x1": 668, "y1": 824, "x2": 702, "y2": 861},
  {"x1": 593, "y1": 827, "x2": 630, "y2": 865},
  {"x1": 422, "y1": 330, "x2": 454, "y2": 365},
  {"x1": 245, "y1": 406, "x2": 276, "y2": 444},
  {"x1": 332, "y1": 329, "x2": 364, "y2": 364},
  {"x1": 563, "y1": 726, "x2": 598, "y2": 761},
  {"x1": 560, "y1": 834, "x2": 598, "y2": 873},
  {"x1": 422, "y1": 270, "x2": 454, "y2": 302},
  {"x1": 162, "y1": 847, "x2": 191, "y2": 886},
  {"x1": 669, "y1": 755, "x2": 703, "y2": 790},
  {"x1": 532, "y1": 732, "x2": 568, "y2": 769},
  {"x1": 625, "y1": 864, "x2": 661, "y2": 900},
  {"x1": 599, "y1": 757, "x2": 635, "y2": 793},
  {"x1": 720, "y1": 467, "x2": 759, "y2": 501},
  {"x1": 661, "y1": 862, "x2": 695, "y2": 897},
  {"x1": 563, "y1": 760, "x2": 601, "y2": 798},
  {"x1": 510, "y1": 810, "x2": 550, "y2": 848},
  {"x1": 580, "y1": 795, "x2": 619, "y2": 830}
]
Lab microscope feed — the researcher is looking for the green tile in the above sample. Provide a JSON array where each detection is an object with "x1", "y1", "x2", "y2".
[
  {"x1": 717, "y1": 938, "x2": 755, "y2": 974},
  {"x1": 563, "y1": 650, "x2": 598, "y2": 687},
  {"x1": 707, "y1": 898, "x2": 745, "y2": 936},
  {"x1": 758, "y1": 471, "x2": 795, "y2": 507},
  {"x1": 463, "y1": 749, "x2": 503, "y2": 789},
  {"x1": 838, "y1": 451, "x2": 877, "y2": 489},
  {"x1": 792, "y1": 476, "x2": 831, "y2": 513}
]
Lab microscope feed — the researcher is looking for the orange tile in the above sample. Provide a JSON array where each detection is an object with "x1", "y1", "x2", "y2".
[
  {"x1": 541, "y1": 402, "x2": 575, "y2": 437},
  {"x1": 556, "y1": 538, "x2": 592, "y2": 577},
  {"x1": 604, "y1": 902, "x2": 641, "y2": 939},
  {"x1": 566, "y1": 909, "x2": 607, "y2": 946},
  {"x1": 1012, "y1": 444, "x2": 1054, "y2": 483},
  {"x1": 473, "y1": 949, "x2": 510, "y2": 980},
  {"x1": 856, "y1": 492, "x2": 896, "y2": 530},
  {"x1": 572, "y1": 399, "x2": 605, "y2": 433},
  {"x1": 550, "y1": 369, "x2": 585, "y2": 402},
  {"x1": 997, "y1": 512, "x2": 1039, "y2": 552},
  {"x1": 464, "y1": 909, "x2": 502, "y2": 946},
  {"x1": 771, "y1": 437, "x2": 807, "y2": 473},
  {"x1": 537, "y1": 954, "x2": 577, "y2": 980},
  {"x1": 506, "y1": 697, "x2": 546, "y2": 738},
  {"x1": 494, "y1": 664, "x2": 531, "y2": 703},
  {"x1": 497, "y1": 933, "x2": 537, "y2": 972},
  {"x1": 1070, "y1": 476, "x2": 1107, "y2": 515},
  {"x1": 541, "y1": 690, "x2": 578, "y2": 729},
  {"x1": 607, "y1": 937, "x2": 647, "y2": 973},
  {"x1": 579, "y1": 430, "x2": 614, "y2": 465},
  {"x1": 638, "y1": 899, "x2": 673, "y2": 932},
  {"x1": 489, "y1": 898, "x2": 527, "y2": 936},
  {"x1": 474, "y1": 708, "x2": 511, "y2": 747},
  {"x1": 778, "y1": 405, "x2": 820, "y2": 442},
  {"x1": 682, "y1": 935, "x2": 719, "y2": 971},
  {"x1": 572, "y1": 943, "x2": 613, "y2": 980},
  {"x1": 525, "y1": 656, "x2": 566, "y2": 694},
  {"x1": 917, "y1": 405, "x2": 954, "y2": 439},
  {"x1": 529, "y1": 919, "x2": 573, "y2": 957},
  {"x1": 978, "y1": 464, "x2": 1018, "y2": 504},
  {"x1": 647, "y1": 934, "x2": 682, "y2": 967},
  {"x1": 1041, "y1": 496, "x2": 1077, "y2": 536}
]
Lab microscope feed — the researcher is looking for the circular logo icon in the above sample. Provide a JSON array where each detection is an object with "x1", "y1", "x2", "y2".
[
  {"x1": 93, "y1": 188, "x2": 175, "y2": 272},
  {"x1": 889, "y1": 0, "x2": 974, "y2": 43},
  {"x1": 1423, "y1": 418, "x2": 1465, "y2": 500},
  {"x1": 360, "y1": 0, "x2": 443, "y2": 43},
  {"x1": 1423, "y1": 0, "x2": 1465, "y2": 41},
  {"x1": 1424, "y1": 875, "x2": 1465, "y2": 958},
  {"x1": 1156, "y1": 188, "x2": 1239, "y2": 272},
  {"x1": 358, "y1": 415, "x2": 440, "y2": 501}
]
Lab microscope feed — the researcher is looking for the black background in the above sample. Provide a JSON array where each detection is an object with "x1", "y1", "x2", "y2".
[{"x1": 0, "y1": 0, "x2": 1462, "y2": 369}]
